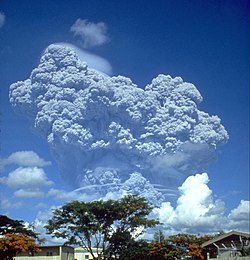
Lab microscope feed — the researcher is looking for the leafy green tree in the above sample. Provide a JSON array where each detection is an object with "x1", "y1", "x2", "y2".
[
  {"x1": 119, "y1": 239, "x2": 151, "y2": 260},
  {"x1": 45, "y1": 195, "x2": 159, "y2": 260},
  {"x1": 0, "y1": 215, "x2": 37, "y2": 238}
]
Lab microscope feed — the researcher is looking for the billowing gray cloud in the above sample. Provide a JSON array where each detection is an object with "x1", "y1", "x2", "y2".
[
  {"x1": 54, "y1": 43, "x2": 113, "y2": 75},
  {"x1": 9, "y1": 44, "x2": 229, "y2": 204}
]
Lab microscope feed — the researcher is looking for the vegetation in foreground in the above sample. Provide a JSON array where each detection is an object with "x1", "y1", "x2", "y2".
[{"x1": 0, "y1": 195, "x2": 224, "y2": 260}]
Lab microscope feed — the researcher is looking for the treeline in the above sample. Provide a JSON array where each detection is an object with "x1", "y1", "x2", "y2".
[{"x1": 1, "y1": 195, "x2": 216, "y2": 260}]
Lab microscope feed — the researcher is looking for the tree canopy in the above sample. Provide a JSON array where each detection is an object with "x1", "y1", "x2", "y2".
[
  {"x1": 168, "y1": 233, "x2": 215, "y2": 260},
  {"x1": 45, "y1": 194, "x2": 159, "y2": 260},
  {"x1": 0, "y1": 215, "x2": 37, "y2": 238},
  {"x1": 0, "y1": 215, "x2": 41, "y2": 260},
  {"x1": 0, "y1": 233, "x2": 41, "y2": 260}
]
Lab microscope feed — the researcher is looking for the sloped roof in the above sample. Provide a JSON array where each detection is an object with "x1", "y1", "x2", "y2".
[{"x1": 202, "y1": 231, "x2": 250, "y2": 247}]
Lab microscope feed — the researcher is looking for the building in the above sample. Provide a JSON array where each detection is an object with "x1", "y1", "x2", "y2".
[
  {"x1": 15, "y1": 245, "x2": 75, "y2": 260},
  {"x1": 74, "y1": 247, "x2": 100, "y2": 260},
  {"x1": 202, "y1": 230, "x2": 250, "y2": 260},
  {"x1": 15, "y1": 245, "x2": 102, "y2": 260}
]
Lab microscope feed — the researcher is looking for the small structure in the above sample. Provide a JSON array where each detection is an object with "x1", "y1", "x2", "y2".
[
  {"x1": 74, "y1": 247, "x2": 100, "y2": 260},
  {"x1": 202, "y1": 230, "x2": 250, "y2": 259},
  {"x1": 15, "y1": 245, "x2": 74, "y2": 260}
]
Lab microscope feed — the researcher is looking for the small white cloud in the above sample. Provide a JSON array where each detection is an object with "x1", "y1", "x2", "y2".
[
  {"x1": 0, "y1": 151, "x2": 51, "y2": 171},
  {"x1": 228, "y1": 200, "x2": 250, "y2": 221},
  {"x1": 48, "y1": 188, "x2": 98, "y2": 202},
  {"x1": 5, "y1": 167, "x2": 53, "y2": 189},
  {"x1": 70, "y1": 18, "x2": 109, "y2": 49},
  {"x1": 0, "y1": 11, "x2": 5, "y2": 28},
  {"x1": 226, "y1": 200, "x2": 250, "y2": 231},
  {"x1": 0, "y1": 197, "x2": 23, "y2": 209},
  {"x1": 14, "y1": 189, "x2": 44, "y2": 198},
  {"x1": 35, "y1": 203, "x2": 49, "y2": 209},
  {"x1": 47, "y1": 188, "x2": 74, "y2": 200}
]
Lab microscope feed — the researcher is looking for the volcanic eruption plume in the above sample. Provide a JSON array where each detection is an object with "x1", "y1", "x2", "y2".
[{"x1": 9, "y1": 45, "x2": 228, "y2": 204}]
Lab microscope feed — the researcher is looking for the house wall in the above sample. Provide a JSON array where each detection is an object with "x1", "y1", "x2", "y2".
[
  {"x1": 61, "y1": 246, "x2": 75, "y2": 260},
  {"x1": 15, "y1": 257, "x2": 61, "y2": 260},
  {"x1": 14, "y1": 245, "x2": 74, "y2": 260},
  {"x1": 74, "y1": 247, "x2": 99, "y2": 260}
]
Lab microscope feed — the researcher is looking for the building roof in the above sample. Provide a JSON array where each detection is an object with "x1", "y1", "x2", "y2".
[{"x1": 202, "y1": 231, "x2": 250, "y2": 247}]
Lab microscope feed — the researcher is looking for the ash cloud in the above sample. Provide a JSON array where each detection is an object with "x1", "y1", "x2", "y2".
[{"x1": 9, "y1": 44, "x2": 228, "y2": 204}]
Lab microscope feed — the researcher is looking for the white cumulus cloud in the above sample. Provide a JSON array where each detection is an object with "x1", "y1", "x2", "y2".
[
  {"x1": 14, "y1": 189, "x2": 44, "y2": 198},
  {"x1": 0, "y1": 151, "x2": 51, "y2": 171},
  {"x1": 70, "y1": 18, "x2": 109, "y2": 49},
  {"x1": 154, "y1": 173, "x2": 226, "y2": 233},
  {"x1": 5, "y1": 167, "x2": 53, "y2": 189},
  {"x1": 226, "y1": 200, "x2": 250, "y2": 231},
  {"x1": 228, "y1": 200, "x2": 250, "y2": 220}
]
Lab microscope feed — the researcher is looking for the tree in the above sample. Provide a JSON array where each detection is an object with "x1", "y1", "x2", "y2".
[
  {"x1": 148, "y1": 231, "x2": 183, "y2": 260},
  {"x1": 153, "y1": 230, "x2": 166, "y2": 244},
  {"x1": 119, "y1": 239, "x2": 151, "y2": 260},
  {"x1": 0, "y1": 215, "x2": 37, "y2": 238},
  {"x1": 168, "y1": 233, "x2": 215, "y2": 260},
  {"x1": 45, "y1": 194, "x2": 159, "y2": 260},
  {"x1": 0, "y1": 233, "x2": 41, "y2": 260},
  {"x1": 188, "y1": 243, "x2": 205, "y2": 260},
  {"x1": 149, "y1": 242, "x2": 168, "y2": 259},
  {"x1": 0, "y1": 215, "x2": 41, "y2": 260}
]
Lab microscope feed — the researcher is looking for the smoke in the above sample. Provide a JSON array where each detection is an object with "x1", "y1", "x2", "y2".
[
  {"x1": 9, "y1": 44, "x2": 228, "y2": 204},
  {"x1": 53, "y1": 43, "x2": 113, "y2": 75}
]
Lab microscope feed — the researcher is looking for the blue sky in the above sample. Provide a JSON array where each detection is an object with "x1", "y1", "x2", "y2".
[{"x1": 0, "y1": 0, "x2": 249, "y2": 237}]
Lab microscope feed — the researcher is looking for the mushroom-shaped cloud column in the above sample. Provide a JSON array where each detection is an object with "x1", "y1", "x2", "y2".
[{"x1": 9, "y1": 44, "x2": 228, "y2": 204}]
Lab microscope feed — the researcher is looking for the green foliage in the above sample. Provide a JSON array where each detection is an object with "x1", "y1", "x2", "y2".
[
  {"x1": 0, "y1": 215, "x2": 37, "y2": 238},
  {"x1": 119, "y1": 240, "x2": 151, "y2": 260},
  {"x1": 45, "y1": 194, "x2": 159, "y2": 260}
]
